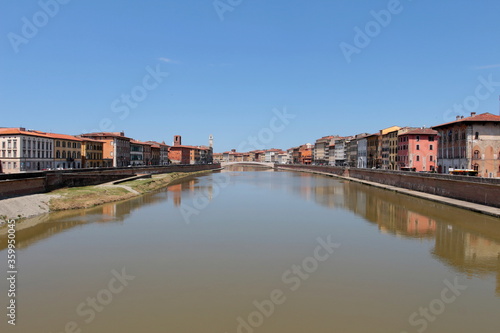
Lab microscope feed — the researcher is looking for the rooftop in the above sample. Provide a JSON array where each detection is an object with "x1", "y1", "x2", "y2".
[{"x1": 432, "y1": 112, "x2": 500, "y2": 129}]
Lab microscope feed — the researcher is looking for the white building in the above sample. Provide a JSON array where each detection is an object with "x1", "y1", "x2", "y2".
[
  {"x1": 277, "y1": 152, "x2": 289, "y2": 164},
  {"x1": 334, "y1": 138, "x2": 348, "y2": 166},
  {"x1": 265, "y1": 149, "x2": 281, "y2": 163},
  {"x1": 0, "y1": 128, "x2": 54, "y2": 173}
]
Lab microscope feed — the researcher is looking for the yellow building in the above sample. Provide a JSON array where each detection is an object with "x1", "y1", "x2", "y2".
[
  {"x1": 81, "y1": 138, "x2": 107, "y2": 168},
  {"x1": 49, "y1": 133, "x2": 84, "y2": 169},
  {"x1": 380, "y1": 126, "x2": 401, "y2": 170}
]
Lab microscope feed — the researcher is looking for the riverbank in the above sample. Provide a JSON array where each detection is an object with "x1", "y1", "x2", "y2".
[
  {"x1": 277, "y1": 166, "x2": 500, "y2": 218},
  {"x1": 0, "y1": 169, "x2": 219, "y2": 221}
]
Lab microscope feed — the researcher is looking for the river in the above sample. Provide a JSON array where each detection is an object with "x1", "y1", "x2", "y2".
[{"x1": 1, "y1": 166, "x2": 499, "y2": 333}]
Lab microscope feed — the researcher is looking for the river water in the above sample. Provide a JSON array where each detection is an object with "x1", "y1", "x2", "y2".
[{"x1": 1, "y1": 167, "x2": 499, "y2": 333}]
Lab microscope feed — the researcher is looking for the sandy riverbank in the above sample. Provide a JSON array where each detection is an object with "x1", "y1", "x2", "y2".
[{"x1": 0, "y1": 169, "x2": 217, "y2": 221}]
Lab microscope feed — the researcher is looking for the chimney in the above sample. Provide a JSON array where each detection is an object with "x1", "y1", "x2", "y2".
[
  {"x1": 231, "y1": 149, "x2": 236, "y2": 152},
  {"x1": 456, "y1": 116, "x2": 460, "y2": 120},
  {"x1": 19, "y1": 127, "x2": 26, "y2": 131},
  {"x1": 470, "y1": 112, "x2": 476, "y2": 117},
  {"x1": 120, "y1": 131, "x2": 125, "y2": 136}
]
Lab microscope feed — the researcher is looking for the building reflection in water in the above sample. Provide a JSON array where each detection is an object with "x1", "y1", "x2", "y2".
[
  {"x1": 286, "y1": 172, "x2": 500, "y2": 296},
  {"x1": 0, "y1": 173, "x2": 221, "y2": 251},
  {"x1": 1, "y1": 169, "x2": 498, "y2": 295},
  {"x1": 0, "y1": 186, "x2": 170, "y2": 250}
]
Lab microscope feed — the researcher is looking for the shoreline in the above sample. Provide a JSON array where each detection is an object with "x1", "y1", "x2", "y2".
[
  {"x1": 276, "y1": 166, "x2": 500, "y2": 218},
  {"x1": 0, "y1": 169, "x2": 221, "y2": 222}
]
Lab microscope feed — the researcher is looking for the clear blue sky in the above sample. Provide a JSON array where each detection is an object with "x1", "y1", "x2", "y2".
[{"x1": 1, "y1": 0, "x2": 500, "y2": 152}]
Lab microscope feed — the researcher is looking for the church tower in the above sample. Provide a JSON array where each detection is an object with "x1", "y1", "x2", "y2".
[
  {"x1": 174, "y1": 135, "x2": 182, "y2": 146},
  {"x1": 209, "y1": 134, "x2": 213, "y2": 148}
]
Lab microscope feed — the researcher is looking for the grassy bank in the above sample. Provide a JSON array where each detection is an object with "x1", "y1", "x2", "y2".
[{"x1": 49, "y1": 170, "x2": 216, "y2": 211}]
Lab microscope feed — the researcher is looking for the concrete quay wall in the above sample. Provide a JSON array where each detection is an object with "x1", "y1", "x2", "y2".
[
  {"x1": 0, "y1": 164, "x2": 221, "y2": 199},
  {"x1": 277, "y1": 165, "x2": 500, "y2": 208}
]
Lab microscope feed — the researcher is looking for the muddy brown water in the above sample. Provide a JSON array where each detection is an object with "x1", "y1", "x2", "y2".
[{"x1": 1, "y1": 167, "x2": 499, "y2": 333}]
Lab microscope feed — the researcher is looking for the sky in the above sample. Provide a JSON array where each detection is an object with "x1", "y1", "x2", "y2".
[{"x1": 1, "y1": 0, "x2": 500, "y2": 152}]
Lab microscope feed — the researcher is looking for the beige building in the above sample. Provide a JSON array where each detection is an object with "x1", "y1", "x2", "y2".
[
  {"x1": 433, "y1": 112, "x2": 500, "y2": 177},
  {"x1": 0, "y1": 128, "x2": 54, "y2": 173},
  {"x1": 313, "y1": 136, "x2": 334, "y2": 165}
]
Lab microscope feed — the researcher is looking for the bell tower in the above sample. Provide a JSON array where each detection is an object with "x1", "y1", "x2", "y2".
[
  {"x1": 209, "y1": 134, "x2": 213, "y2": 148},
  {"x1": 174, "y1": 135, "x2": 182, "y2": 146}
]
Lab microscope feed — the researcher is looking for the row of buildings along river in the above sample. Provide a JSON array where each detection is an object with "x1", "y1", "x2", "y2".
[
  {"x1": 214, "y1": 112, "x2": 500, "y2": 178},
  {"x1": 0, "y1": 129, "x2": 214, "y2": 174}
]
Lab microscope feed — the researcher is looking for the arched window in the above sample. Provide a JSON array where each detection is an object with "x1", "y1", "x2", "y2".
[
  {"x1": 56, "y1": 151, "x2": 60, "y2": 158},
  {"x1": 473, "y1": 163, "x2": 479, "y2": 171},
  {"x1": 473, "y1": 150, "x2": 480, "y2": 159},
  {"x1": 62, "y1": 151, "x2": 66, "y2": 158},
  {"x1": 416, "y1": 155, "x2": 420, "y2": 162}
]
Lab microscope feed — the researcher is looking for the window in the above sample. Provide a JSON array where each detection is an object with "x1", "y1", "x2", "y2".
[
  {"x1": 56, "y1": 141, "x2": 60, "y2": 147},
  {"x1": 56, "y1": 151, "x2": 60, "y2": 158},
  {"x1": 416, "y1": 145, "x2": 420, "y2": 150},
  {"x1": 62, "y1": 151, "x2": 66, "y2": 158},
  {"x1": 62, "y1": 141, "x2": 66, "y2": 148},
  {"x1": 429, "y1": 136, "x2": 434, "y2": 142},
  {"x1": 429, "y1": 145, "x2": 433, "y2": 150},
  {"x1": 1, "y1": 142, "x2": 4, "y2": 149},
  {"x1": 416, "y1": 155, "x2": 420, "y2": 162},
  {"x1": 475, "y1": 132, "x2": 479, "y2": 139},
  {"x1": 473, "y1": 150, "x2": 480, "y2": 159},
  {"x1": 430, "y1": 156, "x2": 433, "y2": 161},
  {"x1": 13, "y1": 141, "x2": 17, "y2": 149}
]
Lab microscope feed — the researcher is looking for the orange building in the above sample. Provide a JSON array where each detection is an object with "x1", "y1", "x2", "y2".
[
  {"x1": 81, "y1": 132, "x2": 131, "y2": 167},
  {"x1": 168, "y1": 135, "x2": 191, "y2": 164},
  {"x1": 299, "y1": 144, "x2": 313, "y2": 164}
]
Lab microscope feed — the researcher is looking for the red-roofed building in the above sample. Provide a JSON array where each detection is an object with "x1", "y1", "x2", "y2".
[
  {"x1": 80, "y1": 138, "x2": 108, "y2": 168},
  {"x1": 0, "y1": 127, "x2": 54, "y2": 173},
  {"x1": 168, "y1": 135, "x2": 213, "y2": 165},
  {"x1": 81, "y1": 132, "x2": 131, "y2": 167},
  {"x1": 47, "y1": 133, "x2": 84, "y2": 169},
  {"x1": 432, "y1": 112, "x2": 500, "y2": 177},
  {"x1": 146, "y1": 141, "x2": 170, "y2": 165},
  {"x1": 397, "y1": 128, "x2": 438, "y2": 172}
]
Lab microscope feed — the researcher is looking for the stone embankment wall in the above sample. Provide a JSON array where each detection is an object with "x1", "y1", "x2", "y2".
[
  {"x1": 0, "y1": 164, "x2": 221, "y2": 199},
  {"x1": 277, "y1": 165, "x2": 500, "y2": 208}
]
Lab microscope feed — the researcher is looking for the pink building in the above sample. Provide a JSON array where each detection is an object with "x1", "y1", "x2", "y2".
[{"x1": 397, "y1": 128, "x2": 438, "y2": 172}]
